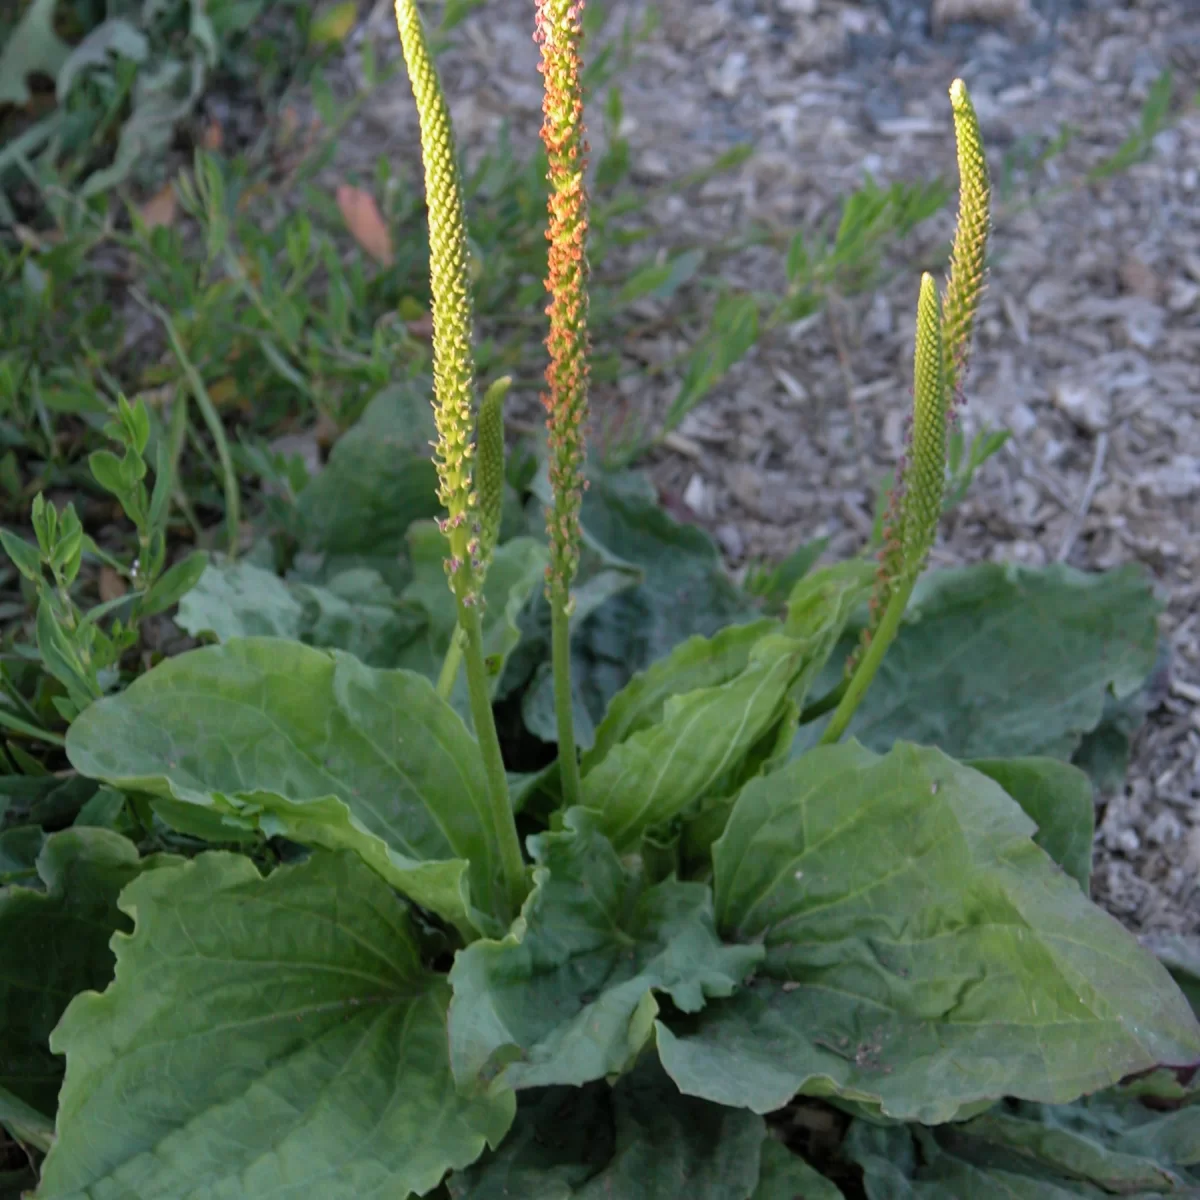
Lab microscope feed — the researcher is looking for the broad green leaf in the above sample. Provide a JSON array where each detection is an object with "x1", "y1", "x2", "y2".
[
  {"x1": 779, "y1": 558, "x2": 876, "y2": 711},
  {"x1": 581, "y1": 636, "x2": 803, "y2": 850},
  {"x1": 782, "y1": 558, "x2": 875, "y2": 630},
  {"x1": 945, "y1": 1104, "x2": 1190, "y2": 1192},
  {"x1": 292, "y1": 566, "x2": 426, "y2": 665},
  {"x1": 677, "y1": 697, "x2": 802, "y2": 873},
  {"x1": 448, "y1": 1059, "x2": 766, "y2": 1199},
  {"x1": 177, "y1": 558, "x2": 424, "y2": 665},
  {"x1": 520, "y1": 660, "x2": 601, "y2": 751},
  {"x1": 967, "y1": 757, "x2": 1094, "y2": 891},
  {"x1": 582, "y1": 619, "x2": 778, "y2": 773},
  {"x1": 448, "y1": 809, "x2": 761, "y2": 1092},
  {"x1": 658, "y1": 742, "x2": 1200, "y2": 1123},
  {"x1": 845, "y1": 1121, "x2": 1098, "y2": 1200},
  {"x1": 0, "y1": 825, "x2": 46, "y2": 874},
  {"x1": 753, "y1": 1137, "x2": 844, "y2": 1199},
  {"x1": 37, "y1": 851, "x2": 514, "y2": 1199},
  {"x1": 573, "y1": 560, "x2": 869, "y2": 783},
  {"x1": 1072, "y1": 673, "x2": 1160, "y2": 792},
  {"x1": 176, "y1": 558, "x2": 304, "y2": 640},
  {"x1": 0, "y1": 828, "x2": 179, "y2": 1118},
  {"x1": 794, "y1": 563, "x2": 1161, "y2": 766},
  {"x1": 3, "y1": 776, "x2": 100, "y2": 829},
  {"x1": 397, "y1": 522, "x2": 458, "y2": 650},
  {"x1": 297, "y1": 383, "x2": 441, "y2": 579},
  {"x1": 577, "y1": 555, "x2": 877, "y2": 849},
  {"x1": 66, "y1": 638, "x2": 506, "y2": 936},
  {"x1": 745, "y1": 537, "x2": 830, "y2": 612},
  {"x1": 72, "y1": 787, "x2": 131, "y2": 833},
  {"x1": 1146, "y1": 935, "x2": 1200, "y2": 1017},
  {"x1": 847, "y1": 1092, "x2": 1200, "y2": 1199}
]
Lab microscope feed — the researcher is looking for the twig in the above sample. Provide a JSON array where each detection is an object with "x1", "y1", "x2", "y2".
[{"x1": 1056, "y1": 432, "x2": 1109, "y2": 563}]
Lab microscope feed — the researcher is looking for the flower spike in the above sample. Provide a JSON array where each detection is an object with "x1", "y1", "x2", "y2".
[
  {"x1": 903, "y1": 273, "x2": 947, "y2": 570},
  {"x1": 534, "y1": 0, "x2": 592, "y2": 808},
  {"x1": 943, "y1": 78, "x2": 990, "y2": 409},
  {"x1": 477, "y1": 376, "x2": 510, "y2": 567},
  {"x1": 394, "y1": 0, "x2": 527, "y2": 922},
  {"x1": 827, "y1": 83, "x2": 988, "y2": 745},
  {"x1": 536, "y1": 0, "x2": 591, "y2": 606},
  {"x1": 394, "y1": 0, "x2": 479, "y2": 599},
  {"x1": 846, "y1": 273, "x2": 946, "y2": 677}
]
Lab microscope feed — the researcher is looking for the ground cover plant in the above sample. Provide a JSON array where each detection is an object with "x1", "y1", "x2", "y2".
[{"x1": 3, "y1": 1, "x2": 1200, "y2": 1197}]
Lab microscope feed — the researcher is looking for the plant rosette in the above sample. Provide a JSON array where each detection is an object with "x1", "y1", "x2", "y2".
[{"x1": 2, "y1": 2, "x2": 1198, "y2": 1198}]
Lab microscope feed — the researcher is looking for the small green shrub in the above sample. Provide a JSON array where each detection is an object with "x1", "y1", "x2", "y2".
[{"x1": 2, "y1": 2, "x2": 1198, "y2": 1197}]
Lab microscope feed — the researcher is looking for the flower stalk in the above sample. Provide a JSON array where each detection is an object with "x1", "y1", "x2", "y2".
[
  {"x1": 394, "y1": 0, "x2": 525, "y2": 922},
  {"x1": 824, "y1": 78, "x2": 990, "y2": 745},
  {"x1": 823, "y1": 274, "x2": 945, "y2": 744},
  {"x1": 536, "y1": 0, "x2": 591, "y2": 808}
]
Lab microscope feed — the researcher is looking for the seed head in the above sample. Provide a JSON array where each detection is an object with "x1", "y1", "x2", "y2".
[
  {"x1": 536, "y1": 0, "x2": 590, "y2": 605},
  {"x1": 395, "y1": 0, "x2": 480, "y2": 599}
]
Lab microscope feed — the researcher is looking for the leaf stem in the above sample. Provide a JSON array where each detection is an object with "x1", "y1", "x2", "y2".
[
  {"x1": 436, "y1": 625, "x2": 465, "y2": 700},
  {"x1": 820, "y1": 574, "x2": 914, "y2": 746},
  {"x1": 551, "y1": 600, "x2": 583, "y2": 808},
  {"x1": 458, "y1": 602, "x2": 526, "y2": 920},
  {"x1": 799, "y1": 677, "x2": 848, "y2": 724}
]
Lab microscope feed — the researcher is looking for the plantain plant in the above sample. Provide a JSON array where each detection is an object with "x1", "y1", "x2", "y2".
[{"x1": 3, "y1": 3, "x2": 1199, "y2": 1197}]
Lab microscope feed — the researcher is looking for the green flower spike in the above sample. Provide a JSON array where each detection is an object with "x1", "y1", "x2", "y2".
[
  {"x1": 943, "y1": 78, "x2": 990, "y2": 407},
  {"x1": 902, "y1": 273, "x2": 947, "y2": 571},
  {"x1": 395, "y1": 0, "x2": 526, "y2": 924},
  {"x1": 394, "y1": 0, "x2": 480, "y2": 602},
  {"x1": 825, "y1": 80, "x2": 989, "y2": 741},
  {"x1": 535, "y1": 0, "x2": 591, "y2": 808},
  {"x1": 823, "y1": 273, "x2": 949, "y2": 746},
  {"x1": 477, "y1": 376, "x2": 511, "y2": 567}
]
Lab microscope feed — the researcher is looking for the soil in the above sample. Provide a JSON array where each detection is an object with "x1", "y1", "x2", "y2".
[{"x1": 324, "y1": 0, "x2": 1199, "y2": 936}]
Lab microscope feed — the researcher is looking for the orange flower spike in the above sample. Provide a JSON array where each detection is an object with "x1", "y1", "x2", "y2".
[{"x1": 536, "y1": 0, "x2": 591, "y2": 606}]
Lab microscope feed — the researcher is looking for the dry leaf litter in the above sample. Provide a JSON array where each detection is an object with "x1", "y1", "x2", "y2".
[{"x1": 317, "y1": 0, "x2": 1198, "y2": 937}]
